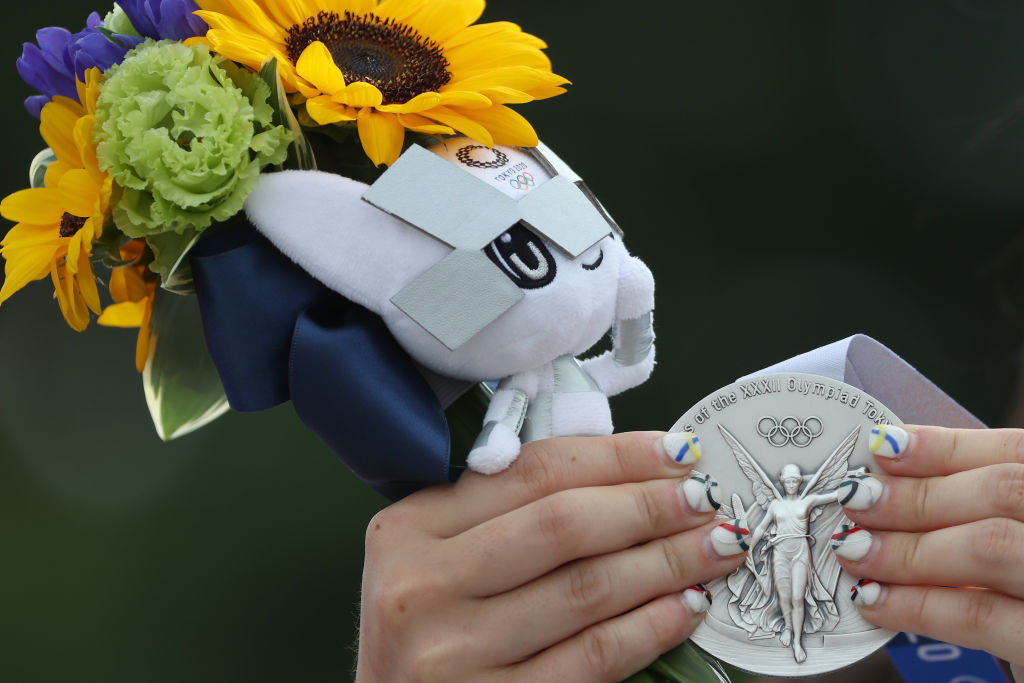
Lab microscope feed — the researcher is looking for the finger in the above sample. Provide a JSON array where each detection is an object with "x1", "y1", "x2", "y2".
[
  {"x1": 868, "y1": 425, "x2": 1024, "y2": 476},
  {"x1": 831, "y1": 519, "x2": 1024, "y2": 598},
  {"x1": 449, "y1": 475, "x2": 722, "y2": 596},
  {"x1": 473, "y1": 520, "x2": 746, "y2": 662},
  {"x1": 850, "y1": 583, "x2": 1024, "y2": 667},
  {"x1": 417, "y1": 431, "x2": 705, "y2": 537},
  {"x1": 840, "y1": 463, "x2": 1024, "y2": 531},
  {"x1": 498, "y1": 592, "x2": 705, "y2": 683}
]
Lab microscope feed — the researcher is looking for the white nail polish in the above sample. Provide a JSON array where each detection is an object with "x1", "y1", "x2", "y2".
[
  {"x1": 679, "y1": 585, "x2": 712, "y2": 614},
  {"x1": 851, "y1": 579, "x2": 882, "y2": 606},
  {"x1": 680, "y1": 473, "x2": 721, "y2": 513},
  {"x1": 837, "y1": 474, "x2": 883, "y2": 510},
  {"x1": 663, "y1": 431, "x2": 702, "y2": 466},
  {"x1": 831, "y1": 524, "x2": 873, "y2": 561},
  {"x1": 710, "y1": 519, "x2": 750, "y2": 557},
  {"x1": 869, "y1": 425, "x2": 910, "y2": 459}
]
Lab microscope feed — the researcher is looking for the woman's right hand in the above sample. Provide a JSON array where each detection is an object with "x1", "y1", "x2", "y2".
[{"x1": 355, "y1": 431, "x2": 749, "y2": 682}]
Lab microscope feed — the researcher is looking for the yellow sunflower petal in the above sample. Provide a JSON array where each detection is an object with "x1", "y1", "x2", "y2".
[
  {"x1": 442, "y1": 21, "x2": 543, "y2": 50},
  {"x1": 420, "y1": 105, "x2": 493, "y2": 147},
  {"x1": 76, "y1": 250, "x2": 101, "y2": 314},
  {"x1": 357, "y1": 108, "x2": 406, "y2": 167},
  {"x1": 465, "y1": 104, "x2": 538, "y2": 147},
  {"x1": 333, "y1": 82, "x2": 384, "y2": 107},
  {"x1": 0, "y1": 239, "x2": 60, "y2": 304},
  {"x1": 203, "y1": 0, "x2": 287, "y2": 42},
  {"x1": 437, "y1": 91, "x2": 492, "y2": 109},
  {"x1": 295, "y1": 41, "x2": 347, "y2": 95},
  {"x1": 375, "y1": 91, "x2": 441, "y2": 114},
  {"x1": 1, "y1": 222, "x2": 60, "y2": 249},
  {"x1": 135, "y1": 293, "x2": 155, "y2": 372},
  {"x1": 43, "y1": 159, "x2": 73, "y2": 188},
  {"x1": 98, "y1": 299, "x2": 147, "y2": 327},
  {"x1": 447, "y1": 45, "x2": 555, "y2": 80},
  {"x1": 305, "y1": 96, "x2": 358, "y2": 124},
  {"x1": 57, "y1": 169, "x2": 99, "y2": 219},
  {"x1": 396, "y1": 113, "x2": 455, "y2": 135},
  {"x1": 403, "y1": 0, "x2": 485, "y2": 44},
  {"x1": 51, "y1": 261, "x2": 88, "y2": 332},
  {"x1": 446, "y1": 66, "x2": 569, "y2": 97},
  {"x1": 374, "y1": 0, "x2": 429, "y2": 23},
  {"x1": 74, "y1": 116, "x2": 104, "y2": 181},
  {"x1": 0, "y1": 188, "x2": 64, "y2": 225},
  {"x1": 39, "y1": 98, "x2": 85, "y2": 167}
]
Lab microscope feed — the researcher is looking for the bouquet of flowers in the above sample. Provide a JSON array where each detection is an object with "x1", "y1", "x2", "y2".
[{"x1": 1, "y1": 1, "x2": 732, "y2": 680}]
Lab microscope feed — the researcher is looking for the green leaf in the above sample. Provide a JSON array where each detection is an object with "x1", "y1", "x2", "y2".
[
  {"x1": 29, "y1": 148, "x2": 56, "y2": 188},
  {"x1": 635, "y1": 642, "x2": 732, "y2": 683},
  {"x1": 91, "y1": 221, "x2": 134, "y2": 268},
  {"x1": 259, "y1": 57, "x2": 317, "y2": 171},
  {"x1": 146, "y1": 229, "x2": 203, "y2": 295},
  {"x1": 143, "y1": 288, "x2": 230, "y2": 441}
]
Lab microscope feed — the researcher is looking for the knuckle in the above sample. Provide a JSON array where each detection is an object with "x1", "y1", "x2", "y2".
[
  {"x1": 536, "y1": 493, "x2": 585, "y2": 547},
  {"x1": 564, "y1": 562, "x2": 614, "y2": 615},
  {"x1": 658, "y1": 538, "x2": 692, "y2": 586},
  {"x1": 631, "y1": 483, "x2": 666, "y2": 531},
  {"x1": 582, "y1": 626, "x2": 624, "y2": 678},
  {"x1": 991, "y1": 464, "x2": 1024, "y2": 516},
  {"x1": 909, "y1": 478, "x2": 934, "y2": 525},
  {"x1": 407, "y1": 642, "x2": 458, "y2": 683},
  {"x1": 963, "y1": 592, "x2": 998, "y2": 633},
  {"x1": 610, "y1": 434, "x2": 636, "y2": 480},
  {"x1": 900, "y1": 533, "x2": 925, "y2": 574},
  {"x1": 997, "y1": 430, "x2": 1024, "y2": 465},
  {"x1": 515, "y1": 443, "x2": 566, "y2": 499},
  {"x1": 971, "y1": 518, "x2": 1021, "y2": 566}
]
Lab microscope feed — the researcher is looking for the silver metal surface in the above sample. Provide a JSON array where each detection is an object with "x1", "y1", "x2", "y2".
[{"x1": 670, "y1": 372, "x2": 899, "y2": 677}]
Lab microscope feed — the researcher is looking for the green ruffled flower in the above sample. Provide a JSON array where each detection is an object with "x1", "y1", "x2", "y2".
[{"x1": 95, "y1": 40, "x2": 293, "y2": 236}]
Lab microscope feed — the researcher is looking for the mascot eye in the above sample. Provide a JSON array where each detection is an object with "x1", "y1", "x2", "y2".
[{"x1": 485, "y1": 222, "x2": 557, "y2": 289}]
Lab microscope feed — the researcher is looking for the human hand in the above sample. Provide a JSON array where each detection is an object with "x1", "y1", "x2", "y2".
[
  {"x1": 355, "y1": 432, "x2": 749, "y2": 682},
  {"x1": 830, "y1": 425, "x2": 1024, "y2": 668}
]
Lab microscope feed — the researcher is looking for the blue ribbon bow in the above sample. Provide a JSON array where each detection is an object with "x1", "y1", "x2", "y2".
[{"x1": 190, "y1": 220, "x2": 462, "y2": 501}]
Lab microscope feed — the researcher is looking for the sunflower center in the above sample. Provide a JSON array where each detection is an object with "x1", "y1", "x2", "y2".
[
  {"x1": 59, "y1": 212, "x2": 87, "y2": 238},
  {"x1": 285, "y1": 11, "x2": 451, "y2": 105}
]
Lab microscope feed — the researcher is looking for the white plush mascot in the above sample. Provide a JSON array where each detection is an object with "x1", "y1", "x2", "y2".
[{"x1": 244, "y1": 138, "x2": 655, "y2": 474}]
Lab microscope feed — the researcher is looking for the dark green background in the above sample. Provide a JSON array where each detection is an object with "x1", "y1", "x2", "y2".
[{"x1": 2, "y1": 2, "x2": 1023, "y2": 681}]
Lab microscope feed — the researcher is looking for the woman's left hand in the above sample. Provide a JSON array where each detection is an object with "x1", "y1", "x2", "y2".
[{"x1": 831, "y1": 424, "x2": 1024, "y2": 668}]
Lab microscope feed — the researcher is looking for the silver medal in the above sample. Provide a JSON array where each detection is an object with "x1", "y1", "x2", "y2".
[{"x1": 669, "y1": 373, "x2": 899, "y2": 677}]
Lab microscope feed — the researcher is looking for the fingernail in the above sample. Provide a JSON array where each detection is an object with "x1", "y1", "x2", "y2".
[
  {"x1": 679, "y1": 584, "x2": 713, "y2": 614},
  {"x1": 869, "y1": 425, "x2": 910, "y2": 459},
  {"x1": 710, "y1": 519, "x2": 750, "y2": 557},
  {"x1": 831, "y1": 523, "x2": 873, "y2": 561},
  {"x1": 837, "y1": 473, "x2": 884, "y2": 510},
  {"x1": 850, "y1": 578, "x2": 883, "y2": 607},
  {"x1": 663, "y1": 431, "x2": 702, "y2": 466},
  {"x1": 679, "y1": 472, "x2": 721, "y2": 513}
]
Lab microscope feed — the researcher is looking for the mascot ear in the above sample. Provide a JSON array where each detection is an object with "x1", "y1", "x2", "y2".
[{"x1": 244, "y1": 170, "x2": 449, "y2": 315}]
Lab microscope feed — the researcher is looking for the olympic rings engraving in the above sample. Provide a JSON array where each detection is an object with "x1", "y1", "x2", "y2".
[
  {"x1": 456, "y1": 145, "x2": 509, "y2": 169},
  {"x1": 509, "y1": 172, "x2": 536, "y2": 190},
  {"x1": 757, "y1": 416, "x2": 823, "y2": 448}
]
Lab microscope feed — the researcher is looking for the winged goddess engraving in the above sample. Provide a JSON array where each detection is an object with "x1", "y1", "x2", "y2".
[{"x1": 714, "y1": 424, "x2": 863, "y2": 664}]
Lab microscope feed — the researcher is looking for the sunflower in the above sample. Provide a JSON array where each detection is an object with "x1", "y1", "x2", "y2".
[
  {"x1": 97, "y1": 240, "x2": 156, "y2": 372},
  {"x1": 0, "y1": 68, "x2": 112, "y2": 331},
  {"x1": 194, "y1": 0, "x2": 569, "y2": 166}
]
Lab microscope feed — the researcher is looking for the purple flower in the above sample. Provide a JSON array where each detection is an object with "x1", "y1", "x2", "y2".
[
  {"x1": 17, "y1": 13, "x2": 142, "y2": 118},
  {"x1": 119, "y1": 0, "x2": 208, "y2": 42}
]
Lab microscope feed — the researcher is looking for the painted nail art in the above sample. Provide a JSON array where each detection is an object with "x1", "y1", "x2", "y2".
[
  {"x1": 831, "y1": 523, "x2": 873, "y2": 561},
  {"x1": 680, "y1": 584, "x2": 713, "y2": 614},
  {"x1": 710, "y1": 519, "x2": 750, "y2": 556},
  {"x1": 663, "y1": 431, "x2": 702, "y2": 466},
  {"x1": 837, "y1": 473, "x2": 883, "y2": 510},
  {"x1": 680, "y1": 472, "x2": 721, "y2": 513},
  {"x1": 869, "y1": 425, "x2": 909, "y2": 459},
  {"x1": 850, "y1": 579, "x2": 882, "y2": 606}
]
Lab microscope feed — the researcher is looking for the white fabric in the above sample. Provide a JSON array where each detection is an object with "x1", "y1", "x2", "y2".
[{"x1": 742, "y1": 334, "x2": 984, "y2": 428}]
